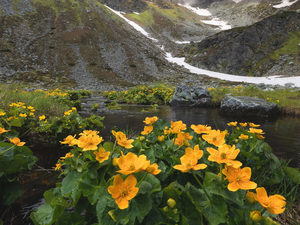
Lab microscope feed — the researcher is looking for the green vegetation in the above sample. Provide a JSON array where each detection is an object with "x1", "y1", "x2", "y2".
[
  {"x1": 103, "y1": 84, "x2": 175, "y2": 105},
  {"x1": 208, "y1": 85, "x2": 300, "y2": 115},
  {"x1": 29, "y1": 117, "x2": 299, "y2": 224}
]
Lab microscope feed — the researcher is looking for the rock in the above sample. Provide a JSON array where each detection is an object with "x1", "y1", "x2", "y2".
[
  {"x1": 169, "y1": 84, "x2": 212, "y2": 107},
  {"x1": 219, "y1": 96, "x2": 279, "y2": 117}
]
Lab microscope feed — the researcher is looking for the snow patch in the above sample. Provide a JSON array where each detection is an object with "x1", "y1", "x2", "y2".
[
  {"x1": 165, "y1": 53, "x2": 300, "y2": 87},
  {"x1": 179, "y1": 4, "x2": 231, "y2": 30},
  {"x1": 273, "y1": 0, "x2": 297, "y2": 8},
  {"x1": 104, "y1": 5, "x2": 158, "y2": 42}
]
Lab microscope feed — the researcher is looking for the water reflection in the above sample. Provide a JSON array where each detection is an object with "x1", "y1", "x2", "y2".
[{"x1": 81, "y1": 105, "x2": 300, "y2": 169}]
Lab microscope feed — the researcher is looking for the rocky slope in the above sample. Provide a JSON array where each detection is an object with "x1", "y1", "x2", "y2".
[{"x1": 180, "y1": 10, "x2": 300, "y2": 76}]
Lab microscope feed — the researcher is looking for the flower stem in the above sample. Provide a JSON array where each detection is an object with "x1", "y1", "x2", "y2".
[
  {"x1": 260, "y1": 208, "x2": 267, "y2": 216},
  {"x1": 0, "y1": 146, "x2": 13, "y2": 155},
  {"x1": 137, "y1": 172, "x2": 148, "y2": 187},
  {"x1": 192, "y1": 170, "x2": 212, "y2": 203},
  {"x1": 220, "y1": 163, "x2": 224, "y2": 184},
  {"x1": 247, "y1": 203, "x2": 252, "y2": 225}
]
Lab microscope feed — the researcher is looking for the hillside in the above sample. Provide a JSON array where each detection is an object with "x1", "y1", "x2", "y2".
[{"x1": 180, "y1": 10, "x2": 300, "y2": 76}]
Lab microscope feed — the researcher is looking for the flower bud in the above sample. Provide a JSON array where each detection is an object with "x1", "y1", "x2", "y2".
[
  {"x1": 250, "y1": 211, "x2": 262, "y2": 223},
  {"x1": 167, "y1": 198, "x2": 176, "y2": 208},
  {"x1": 163, "y1": 206, "x2": 169, "y2": 212},
  {"x1": 139, "y1": 149, "x2": 146, "y2": 154},
  {"x1": 173, "y1": 209, "x2": 178, "y2": 214},
  {"x1": 235, "y1": 139, "x2": 239, "y2": 143},
  {"x1": 112, "y1": 158, "x2": 119, "y2": 167},
  {"x1": 138, "y1": 136, "x2": 145, "y2": 142},
  {"x1": 246, "y1": 191, "x2": 257, "y2": 204}
]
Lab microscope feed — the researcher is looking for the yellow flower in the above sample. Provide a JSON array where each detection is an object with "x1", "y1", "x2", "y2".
[
  {"x1": 207, "y1": 144, "x2": 242, "y2": 168},
  {"x1": 0, "y1": 112, "x2": 6, "y2": 116},
  {"x1": 9, "y1": 137, "x2": 26, "y2": 146},
  {"x1": 239, "y1": 122, "x2": 247, "y2": 127},
  {"x1": 39, "y1": 115, "x2": 46, "y2": 121},
  {"x1": 72, "y1": 107, "x2": 77, "y2": 111},
  {"x1": 158, "y1": 135, "x2": 165, "y2": 142},
  {"x1": 80, "y1": 130, "x2": 99, "y2": 136},
  {"x1": 146, "y1": 163, "x2": 161, "y2": 175},
  {"x1": 141, "y1": 125, "x2": 153, "y2": 135},
  {"x1": 108, "y1": 174, "x2": 139, "y2": 210},
  {"x1": 239, "y1": 134, "x2": 249, "y2": 140},
  {"x1": 255, "y1": 187, "x2": 286, "y2": 214},
  {"x1": 19, "y1": 113, "x2": 27, "y2": 117},
  {"x1": 227, "y1": 121, "x2": 237, "y2": 126},
  {"x1": 167, "y1": 198, "x2": 176, "y2": 208},
  {"x1": 77, "y1": 134, "x2": 103, "y2": 151},
  {"x1": 27, "y1": 106, "x2": 35, "y2": 112},
  {"x1": 173, "y1": 133, "x2": 185, "y2": 147},
  {"x1": 117, "y1": 133, "x2": 134, "y2": 149},
  {"x1": 202, "y1": 130, "x2": 225, "y2": 147},
  {"x1": 249, "y1": 128, "x2": 264, "y2": 135},
  {"x1": 222, "y1": 166, "x2": 257, "y2": 192},
  {"x1": 64, "y1": 111, "x2": 71, "y2": 116},
  {"x1": 60, "y1": 152, "x2": 74, "y2": 159},
  {"x1": 60, "y1": 135, "x2": 78, "y2": 146},
  {"x1": 0, "y1": 127, "x2": 10, "y2": 134},
  {"x1": 184, "y1": 145, "x2": 203, "y2": 159},
  {"x1": 170, "y1": 120, "x2": 186, "y2": 133},
  {"x1": 250, "y1": 211, "x2": 262, "y2": 222},
  {"x1": 117, "y1": 152, "x2": 148, "y2": 175},
  {"x1": 173, "y1": 153, "x2": 207, "y2": 173},
  {"x1": 143, "y1": 116, "x2": 158, "y2": 125},
  {"x1": 256, "y1": 134, "x2": 265, "y2": 139},
  {"x1": 248, "y1": 122, "x2": 260, "y2": 128},
  {"x1": 94, "y1": 148, "x2": 110, "y2": 163},
  {"x1": 190, "y1": 124, "x2": 211, "y2": 134},
  {"x1": 29, "y1": 113, "x2": 35, "y2": 117},
  {"x1": 53, "y1": 163, "x2": 62, "y2": 171}
]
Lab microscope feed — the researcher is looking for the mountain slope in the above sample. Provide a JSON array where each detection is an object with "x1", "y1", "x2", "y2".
[{"x1": 180, "y1": 10, "x2": 300, "y2": 76}]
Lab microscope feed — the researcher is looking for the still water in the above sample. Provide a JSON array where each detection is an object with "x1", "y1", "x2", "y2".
[{"x1": 82, "y1": 105, "x2": 300, "y2": 169}]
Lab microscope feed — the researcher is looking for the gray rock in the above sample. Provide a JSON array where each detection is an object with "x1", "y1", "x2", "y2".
[
  {"x1": 169, "y1": 84, "x2": 212, "y2": 107},
  {"x1": 219, "y1": 96, "x2": 279, "y2": 117}
]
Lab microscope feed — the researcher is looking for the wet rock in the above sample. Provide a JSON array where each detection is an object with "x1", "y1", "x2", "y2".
[
  {"x1": 219, "y1": 96, "x2": 279, "y2": 117},
  {"x1": 169, "y1": 84, "x2": 212, "y2": 107}
]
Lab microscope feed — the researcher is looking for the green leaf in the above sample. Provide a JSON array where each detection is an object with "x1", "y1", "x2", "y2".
[
  {"x1": 2, "y1": 182, "x2": 24, "y2": 205},
  {"x1": 138, "y1": 181, "x2": 153, "y2": 194},
  {"x1": 11, "y1": 118, "x2": 22, "y2": 127},
  {"x1": 186, "y1": 183, "x2": 227, "y2": 225},
  {"x1": 144, "y1": 206, "x2": 166, "y2": 225},
  {"x1": 103, "y1": 142, "x2": 114, "y2": 152},
  {"x1": 30, "y1": 202, "x2": 65, "y2": 225},
  {"x1": 96, "y1": 187, "x2": 117, "y2": 225},
  {"x1": 55, "y1": 211, "x2": 85, "y2": 225},
  {"x1": 284, "y1": 166, "x2": 300, "y2": 184},
  {"x1": 180, "y1": 192, "x2": 204, "y2": 225},
  {"x1": 203, "y1": 172, "x2": 245, "y2": 206}
]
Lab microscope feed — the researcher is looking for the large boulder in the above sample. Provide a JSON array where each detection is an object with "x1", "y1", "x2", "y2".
[
  {"x1": 169, "y1": 84, "x2": 212, "y2": 107},
  {"x1": 219, "y1": 96, "x2": 279, "y2": 117}
]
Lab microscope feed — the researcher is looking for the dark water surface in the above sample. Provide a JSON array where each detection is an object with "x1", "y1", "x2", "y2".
[{"x1": 6, "y1": 105, "x2": 300, "y2": 224}]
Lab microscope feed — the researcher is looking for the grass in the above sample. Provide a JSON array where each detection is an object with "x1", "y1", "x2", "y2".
[
  {"x1": 208, "y1": 85, "x2": 300, "y2": 116},
  {"x1": 0, "y1": 84, "x2": 70, "y2": 118}
]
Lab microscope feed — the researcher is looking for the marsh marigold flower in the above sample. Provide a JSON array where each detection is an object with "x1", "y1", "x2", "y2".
[
  {"x1": 239, "y1": 134, "x2": 249, "y2": 140},
  {"x1": 254, "y1": 187, "x2": 286, "y2": 214},
  {"x1": 249, "y1": 128, "x2": 264, "y2": 135},
  {"x1": 77, "y1": 134, "x2": 103, "y2": 151},
  {"x1": 202, "y1": 129, "x2": 225, "y2": 146},
  {"x1": 191, "y1": 124, "x2": 211, "y2": 134},
  {"x1": 141, "y1": 125, "x2": 153, "y2": 135},
  {"x1": 146, "y1": 163, "x2": 161, "y2": 175},
  {"x1": 94, "y1": 148, "x2": 110, "y2": 163},
  {"x1": 158, "y1": 135, "x2": 165, "y2": 142},
  {"x1": 60, "y1": 135, "x2": 78, "y2": 146},
  {"x1": 239, "y1": 122, "x2": 247, "y2": 127},
  {"x1": 143, "y1": 116, "x2": 158, "y2": 125},
  {"x1": 117, "y1": 152, "x2": 149, "y2": 175},
  {"x1": 112, "y1": 131, "x2": 134, "y2": 149},
  {"x1": 248, "y1": 122, "x2": 260, "y2": 128},
  {"x1": 0, "y1": 127, "x2": 9, "y2": 134},
  {"x1": 207, "y1": 144, "x2": 242, "y2": 168},
  {"x1": 170, "y1": 120, "x2": 186, "y2": 133},
  {"x1": 60, "y1": 152, "x2": 74, "y2": 160},
  {"x1": 222, "y1": 166, "x2": 257, "y2": 192},
  {"x1": 184, "y1": 145, "x2": 203, "y2": 159},
  {"x1": 173, "y1": 151, "x2": 207, "y2": 173},
  {"x1": 0, "y1": 111, "x2": 6, "y2": 116},
  {"x1": 108, "y1": 174, "x2": 139, "y2": 210},
  {"x1": 227, "y1": 121, "x2": 237, "y2": 126},
  {"x1": 246, "y1": 191, "x2": 257, "y2": 204},
  {"x1": 39, "y1": 115, "x2": 46, "y2": 121},
  {"x1": 173, "y1": 133, "x2": 185, "y2": 147},
  {"x1": 53, "y1": 163, "x2": 62, "y2": 171},
  {"x1": 19, "y1": 113, "x2": 27, "y2": 117},
  {"x1": 9, "y1": 137, "x2": 25, "y2": 146}
]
